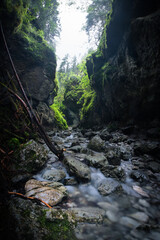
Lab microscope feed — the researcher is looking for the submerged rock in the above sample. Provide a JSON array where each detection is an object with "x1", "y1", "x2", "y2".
[
  {"x1": 25, "y1": 179, "x2": 67, "y2": 206},
  {"x1": 64, "y1": 155, "x2": 91, "y2": 182}
]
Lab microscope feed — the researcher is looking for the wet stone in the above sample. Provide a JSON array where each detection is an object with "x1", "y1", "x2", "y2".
[
  {"x1": 120, "y1": 216, "x2": 140, "y2": 229},
  {"x1": 25, "y1": 179, "x2": 67, "y2": 206},
  {"x1": 88, "y1": 135, "x2": 105, "y2": 152},
  {"x1": 69, "y1": 207, "x2": 105, "y2": 223},
  {"x1": 42, "y1": 168, "x2": 66, "y2": 182},
  {"x1": 64, "y1": 155, "x2": 91, "y2": 182},
  {"x1": 98, "y1": 178, "x2": 120, "y2": 196},
  {"x1": 85, "y1": 152, "x2": 107, "y2": 168},
  {"x1": 129, "y1": 212, "x2": 149, "y2": 223}
]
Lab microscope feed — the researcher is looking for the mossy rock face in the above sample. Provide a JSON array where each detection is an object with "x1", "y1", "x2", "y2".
[
  {"x1": 9, "y1": 197, "x2": 77, "y2": 240},
  {"x1": 13, "y1": 140, "x2": 48, "y2": 173}
]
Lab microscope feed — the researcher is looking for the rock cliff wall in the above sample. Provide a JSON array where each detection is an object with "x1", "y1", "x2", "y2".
[
  {"x1": 86, "y1": 0, "x2": 160, "y2": 127},
  {"x1": 0, "y1": 0, "x2": 57, "y2": 127}
]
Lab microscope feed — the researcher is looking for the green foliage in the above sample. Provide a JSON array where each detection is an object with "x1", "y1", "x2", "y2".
[
  {"x1": 79, "y1": 90, "x2": 96, "y2": 121},
  {"x1": 55, "y1": 55, "x2": 96, "y2": 124},
  {"x1": 50, "y1": 103, "x2": 68, "y2": 129},
  {"x1": 85, "y1": 0, "x2": 113, "y2": 46},
  {"x1": 8, "y1": 138, "x2": 20, "y2": 150}
]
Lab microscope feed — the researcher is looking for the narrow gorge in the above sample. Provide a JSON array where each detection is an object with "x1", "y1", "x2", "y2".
[{"x1": 0, "y1": 0, "x2": 160, "y2": 239}]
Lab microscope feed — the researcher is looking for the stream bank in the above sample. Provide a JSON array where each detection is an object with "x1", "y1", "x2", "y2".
[{"x1": 5, "y1": 125, "x2": 160, "y2": 240}]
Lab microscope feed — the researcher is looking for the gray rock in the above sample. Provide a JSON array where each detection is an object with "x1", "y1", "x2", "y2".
[
  {"x1": 101, "y1": 165, "x2": 125, "y2": 181},
  {"x1": 98, "y1": 178, "x2": 120, "y2": 196},
  {"x1": 129, "y1": 212, "x2": 149, "y2": 223},
  {"x1": 69, "y1": 145, "x2": 82, "y2": 153},
  {"x1": 100, "y1": 128, "x2": 112, "y2": 140},
  {"x1": 16, "y1": 140, "x2": 48, "y2": 173},
  {"x1": 42, "y1": 168, "x2": 66, "y2": 181},
  {"x1": 36, "y1": 102, "x2": 55, "y2": 126},
  {"x1": 97, "y1": 201, "x2": 119, "y2": 211},
  {"x1": 130, "y1": 170, "x2": 149, "y2": 182},
  {"x1": 120, "y1": 216, "x2": 140, "y2": 228},
  {"x1": 88, "y1": 135, "x2": 105, "y2": 152},
  {"x1": 64, "y1": 155, "x2": 91, "y2": 182},
  {"x1": 106, "y1": 210, "x2": 119, "y2": 222},
  {"x1": 148, "y1": 161, "x2": 160, "y2": 173},
  {"x1": 85, "y1": 152, "x2": 107, "y2": 168},
  {"x1": 138, "y1": 199, "x2": 150, "y2": 208},
  {"x1": 69, "y1": 207, "x2": 105, "y2": 223},
  {"x1": 105, "y1": 149, "x2": 121, "y2": 165}
]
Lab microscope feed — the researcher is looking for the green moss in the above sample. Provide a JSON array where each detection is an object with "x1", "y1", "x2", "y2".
[
  {"x1": 80, "y1": 91, "x2": 96, "y2": 121},
  {"x1": 50, "y1": 103, "x2": 68, "y2": 130},
  {"x1": 38, "y1": 210, "x2": 77, "y2": 240}
]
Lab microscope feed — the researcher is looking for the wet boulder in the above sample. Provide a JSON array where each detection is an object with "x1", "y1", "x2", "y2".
[
  {"x1": 25, "y1": 179, "x2": 67, "y2": 206},
  {"x1": 88, "y1": 135, "x2": 105, "y2": 152},
  {"x1": 85, "y1": 152, "x2": 107, "y2": 168},
  {"x1": 64, "y1": 155, "x2": 91, "y2": 182},
  {"x1": 42, "y1": 168, "x2": 66, "y2": 182},
  {"x1": 69, "y1": 207, "x2": 105, "y2": 223},
  {"x1": 14, "y1": 140, "x2": 48, "y2": 173},
  {"x1": 98, "y1": 178, "x2": 120, "y2": 196}
]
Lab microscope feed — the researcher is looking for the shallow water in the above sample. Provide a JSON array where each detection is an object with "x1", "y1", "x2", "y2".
[{"x1": 34, "y1": 130, "x2": 160, "y2": 240}]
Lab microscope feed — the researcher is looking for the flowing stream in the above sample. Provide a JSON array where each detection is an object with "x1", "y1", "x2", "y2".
[{"x1": 33, "y1": 129, "x2": 160, "y2": 240}]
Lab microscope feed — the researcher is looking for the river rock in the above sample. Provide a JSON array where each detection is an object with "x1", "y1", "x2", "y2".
[
  {"x1": 130, "y1": 170, "x2": 149, "y2": 182},
  {"x1": 100, "y1": 128, "x2": 112, "y2": 140},
  {"x1": 120, "y1": 216, "x2": 140, "y2": 228},
  {"x1": 64, "y1": 155, "x2": 91, "y2": 182},
  {"x1": 148, "y1": 161, "x2": 160, "y2": 173},
  {"x1": 69, "y1": 145, "x2": 82, "y2": 153},
  {"x1": 129, "y1": 212, "x2": 149, "y2": 223},
  {"x1": 17, "y1": 140, "x2": 48, "y2": 173},
  {"x1": 105, "y1": 149, "x2": 121, "y2": 165},
  {"x1": 42, "y1": 168, "x2": 66, "y2": 181},
  {"x1": 25, "y1": 179, "x2": 67, "y2": 206},
  {"x1": 98, "y1": 178, "x2": 120, "y2": 196},
  {"x1": 69, "y1": 207, "x2": 105, "y2": 223},
  {"x1": 134, "y1": 140, "x2": 160, "y2": 156},
  {"x1": 85, "y1": 152, "x2": 107, "y2": 168},
  {"x1": 101, "y1": 165, "x2": 125, "y2": 181},
  {"x1": 88, "y1": 135, "x2": 105, "y2": 152}
]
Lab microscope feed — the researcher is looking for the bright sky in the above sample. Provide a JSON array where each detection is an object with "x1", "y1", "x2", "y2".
[{"x1": 56, "y1": 0, "x2": 92, "y2": 68}]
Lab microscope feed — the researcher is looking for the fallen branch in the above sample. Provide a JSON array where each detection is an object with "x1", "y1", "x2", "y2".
[
  {"x1": 0, "y1": 22, "x2": 64, "y2": 160},
  {"x1": 8, "y1": 191, "x2": 52, "y2": 209}
]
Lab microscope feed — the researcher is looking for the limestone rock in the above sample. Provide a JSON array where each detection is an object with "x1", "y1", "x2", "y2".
[
  {"x1": 88, "y1": 135, "x2": 105, "y2": 152},
  {"x1": 129, "y1": 212, "x2": 149, "y2": 223},
  {"x1": 98, "y1": 178, "x2": 120, "y2": 196},
  {"x1": 120, "y1": 216, "x2": 140, "y2": 229},
  {"x1": 17, "y1": 140, "x2": 48, "y2": 173},
  {"x1": 85, "y1": 152, "x2": 107, "y2": 168},
  {"x1": 42, "y1": 168, "x2": 66, "y2": 182},
  {"x1": 25, "y1": 179, "x2": 67, "y2": 206},
  {"x1": 69, "y1": 207, "x2": 105, "y2": 223},
  {"x1": 64, "y1": 155, "x2": 91, "y2": 182}
]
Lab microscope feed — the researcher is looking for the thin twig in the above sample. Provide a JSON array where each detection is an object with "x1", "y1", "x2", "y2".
[{"x1": 8, "y1": 191, "x2": 52, "y2": 208}]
